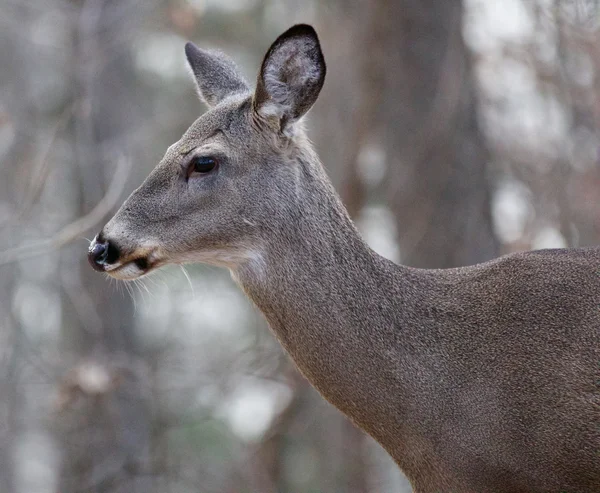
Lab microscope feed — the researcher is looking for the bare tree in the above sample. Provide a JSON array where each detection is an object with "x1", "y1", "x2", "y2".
[
  {"x1": 347, "y1": 0, "x2": 499, "y2": 269},
  {"x1": 55, "y1": 1, "x2": 153, "y2": 492}
]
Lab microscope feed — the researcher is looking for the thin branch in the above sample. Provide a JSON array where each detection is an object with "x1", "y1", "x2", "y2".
[
  {"x1": 0, "y1": 102, "x2": 75, "y2": 230},
  {"x1": 0, "y1": 155, "x2": 131, "y2": 266}
]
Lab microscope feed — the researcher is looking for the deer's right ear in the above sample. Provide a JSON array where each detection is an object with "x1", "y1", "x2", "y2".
[
  {"x1": 185, "y1": 42, "x2": 250, "y2": 107},
  {"x1": 253, "y1": 24, "x2": 326, "y2": 136}
]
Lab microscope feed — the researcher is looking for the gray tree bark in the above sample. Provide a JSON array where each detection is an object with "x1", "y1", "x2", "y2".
[
  {"x1": 56, "y1": 1, "x2": 152, "y2": 492},
  {"x1": 369, "y1": 0, "x2": 499, "y2": 268}
]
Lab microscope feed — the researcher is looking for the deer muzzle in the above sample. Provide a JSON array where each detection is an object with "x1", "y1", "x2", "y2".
[
  {"x1": 88, "y1": 233, "x2": 158, "y2": 280},
  {"x1": 88, "y1": 235, "x2": 120, "y2": 272}
]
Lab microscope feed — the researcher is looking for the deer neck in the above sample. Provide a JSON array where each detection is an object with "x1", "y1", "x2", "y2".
[{"x1": 232, "y1": 151, "x2": 413, "y2": 425}]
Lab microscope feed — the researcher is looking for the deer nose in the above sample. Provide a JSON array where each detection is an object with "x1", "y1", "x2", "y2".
[{"x1": 88, "y1": 235, "x2": 119, "y2": 271}]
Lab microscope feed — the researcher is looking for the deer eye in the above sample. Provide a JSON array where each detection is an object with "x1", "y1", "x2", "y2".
[{"x1": 189, "y1": 156, "x2": 217, "y2": 175}]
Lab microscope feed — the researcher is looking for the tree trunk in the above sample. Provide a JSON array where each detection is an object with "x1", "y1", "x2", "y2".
[
  {"x1": 366, "y1": 0, "x2": 498, "y2": 268},
  {"x1": 56, "y1": 1, "x2": 152, "y2": 492}
]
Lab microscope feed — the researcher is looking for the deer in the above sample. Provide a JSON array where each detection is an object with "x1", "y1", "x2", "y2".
[{"x1": 87, "y1": 24, "x2": 600, "y2": 493}]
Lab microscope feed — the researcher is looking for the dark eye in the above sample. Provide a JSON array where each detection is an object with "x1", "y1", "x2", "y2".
[{"x1": 189, "y1": 156, "x2": 217, "y2": 175}]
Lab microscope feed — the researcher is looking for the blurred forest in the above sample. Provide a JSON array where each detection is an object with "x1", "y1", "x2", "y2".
[{"x1": 0, "y1": 0, "x2": 599, "y2": 492}]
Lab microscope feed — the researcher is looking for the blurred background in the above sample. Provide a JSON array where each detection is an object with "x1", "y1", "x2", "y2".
[{"x1": 0, "y1": 0, "x2": 599, "y2": 492}]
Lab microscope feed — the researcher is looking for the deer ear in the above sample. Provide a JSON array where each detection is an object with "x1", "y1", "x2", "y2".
[
  {"x1": 253, "y1": 24, "x2": 326, "y2": 135},
  {"x1": 185, "y1": 42, "x2": 250, "y2": 107}
]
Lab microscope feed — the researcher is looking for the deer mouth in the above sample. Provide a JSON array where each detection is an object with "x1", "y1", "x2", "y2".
[
  {"x1": 88, "y1": 234, "x2": 164, "y2": 280},
  {"x1": 104, "y1": 256, "x2": 155, "y2": 280},
  {"x1": 103, "y1": 246, "x2": 167, "y2": 280}
]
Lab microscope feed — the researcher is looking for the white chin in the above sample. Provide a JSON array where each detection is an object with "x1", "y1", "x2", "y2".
[{"x1": 105, "y1": 261, "x2": 147, "y2": 280}]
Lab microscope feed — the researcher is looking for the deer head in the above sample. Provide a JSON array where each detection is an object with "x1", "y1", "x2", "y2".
[{"x1": 88, "y1": 25, "x2": 326, "y2": 280}]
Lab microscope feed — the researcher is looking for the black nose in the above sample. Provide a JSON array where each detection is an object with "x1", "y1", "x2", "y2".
[{"x1": 88, "y1": 236, "x2": 119, "y2": 271}]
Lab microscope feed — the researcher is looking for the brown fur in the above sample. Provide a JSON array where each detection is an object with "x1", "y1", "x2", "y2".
[{"x1": 90, "y1": 25, "x2": 600, "y2": 492}]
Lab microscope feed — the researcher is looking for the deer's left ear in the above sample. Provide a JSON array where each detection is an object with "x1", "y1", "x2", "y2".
[
  {"x1": 253, "y1": 24, "x2": 326, "y2": 136},
  {"x1": 185, "y1": 42, "x2": 250, "y2": 107}
]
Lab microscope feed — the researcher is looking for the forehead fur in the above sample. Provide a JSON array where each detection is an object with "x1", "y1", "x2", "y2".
[{"x1": 179, "y1": 94, "x2": 254, "y2": 150}]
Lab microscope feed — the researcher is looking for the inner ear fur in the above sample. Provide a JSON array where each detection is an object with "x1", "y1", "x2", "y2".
[{"x1": 253, "y1": 24, "x2": 326, "y2": 133}]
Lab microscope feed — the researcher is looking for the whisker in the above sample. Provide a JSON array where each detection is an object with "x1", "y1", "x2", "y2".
[
  {"x1": 139, "y1": 277, "x2": 153, "y2": 297},
  {"x1": 132, "y1": 278, "x2": 148, "y2": 304},
  {"x1": 124, "y1": 280, "x2": 137, "y2": 311},
  {"x1": 154, "y1": 270, "x2": 170, "y2": 292},
  {"x1": 144, "y1": 273, "x2": 161, "y2": 288},
  {"x1": 180, "y1": 265, "x2": 195, "y2": 298},
  {"x1": 112, "y1": 277, "x2": 124, "y2": 298}
]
